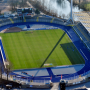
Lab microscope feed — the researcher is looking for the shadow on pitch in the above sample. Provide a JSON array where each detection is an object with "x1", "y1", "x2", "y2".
[
  {"x1": 40, "y1": 32, "x2": 66, "y2": 68},
  {"x1": 60, "y1": 43, "x2": 85, "y2": 65}
]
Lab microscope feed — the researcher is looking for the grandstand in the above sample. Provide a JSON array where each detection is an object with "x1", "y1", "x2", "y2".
[
  {"x1": 16, "y1": 24, "x2": 58, "y2": 30},
  {"x1": 73, "y1": 12, "x2": 90, "y2": 50},
  {"x1": 74, "y1": 12, "x2": 90, "y2": 34}
]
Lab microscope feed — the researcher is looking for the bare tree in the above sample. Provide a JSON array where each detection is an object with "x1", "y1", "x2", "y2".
[
  {"x1": 0, "y1": 10, "x2": 1, "y2": 15},
  {"x1": 22, "y1": 0, "x2": 24, "y2": 7},
  {"x1": 8, "y1": 0, "x2": 19, "y2": 11},
  {"x1": 0, "y1": 62, "x2": 2, "y2": 80},
  {"x1": 42, "y1": 0, "x2": 45, "y2": 10},
  {"x1": 6, "y1": 66, "x2": 10, "y2": 81},
  {"x1": 49, "y1": 0, "x2": 51, "y2": 12}
]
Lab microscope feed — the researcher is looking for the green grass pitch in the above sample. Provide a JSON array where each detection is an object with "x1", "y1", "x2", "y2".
[{"x1": 0, "y1": 29, "x2": 85, "y2": 70}]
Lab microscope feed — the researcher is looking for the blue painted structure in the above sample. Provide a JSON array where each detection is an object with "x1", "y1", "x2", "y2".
[{"x1": 0, "y1": 22, "x2": 90, "y2": 82}]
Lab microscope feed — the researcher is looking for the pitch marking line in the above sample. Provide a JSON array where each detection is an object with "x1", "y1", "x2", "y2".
[{"x1": 80, "y1": 49, "x2": 88, "y2": 60}]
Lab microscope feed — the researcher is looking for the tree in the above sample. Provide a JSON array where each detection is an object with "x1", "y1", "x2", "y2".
[
  {"x1": 8, "y1": 0, "x2": 20, "y2": 11},
  {"x1": 0, "y1": 10, "x2": 1, "y2": 15},
  {"x1": 42, "y1": 0, "x2": 45, "y2": 9},
  {"x1": 6, "y1": 67, "x2": 9, "y2": 81},
  {"x1": 22, "y1": 0, "x2": 24, "y2": 7},
  {"x1": 49, "y1": 0, "x2": 51, "y2": 12},
  {"x1": 5, "y1": 62, "x2": 10, "y2": 81},
  {"x1": 0, "y1": 62, "x2": 2, "y2": 80},
  {"x1": 21, "y1": 0, "x2": 28, "y2": 7},
  {"x1": 4, "y1": 58, "x2": 12, "y2": 82},
  {"x1": 35, "y1": 8, "x2": 40, "y2": 15},
  {"x1": 0, "y1": 62, "x2": 3, "y2": 88}
]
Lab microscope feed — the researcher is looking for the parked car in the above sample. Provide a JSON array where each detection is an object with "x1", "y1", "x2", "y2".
[
  {"x1": 9, "y1": 14, "x2": 15, "y2": 17},
  {"x1": 4, "y1": 15, "x2": 9, "y2": 18}
]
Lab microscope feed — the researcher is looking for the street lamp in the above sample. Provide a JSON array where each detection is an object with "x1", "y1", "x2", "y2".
[{"x1": 66, "y1": 0, "x2": 74, "y2": 24}]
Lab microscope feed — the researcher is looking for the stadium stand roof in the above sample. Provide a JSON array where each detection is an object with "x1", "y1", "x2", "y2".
[{"x1": 74, "y1": 12, "x2": 90, "y2": 33}]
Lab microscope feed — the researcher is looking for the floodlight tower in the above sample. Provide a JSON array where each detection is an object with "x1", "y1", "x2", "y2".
[{"x1": 67, "y1": 0, "x2": 74, "y2": 24}]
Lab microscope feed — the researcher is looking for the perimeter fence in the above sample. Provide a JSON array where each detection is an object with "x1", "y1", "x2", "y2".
[{"x1": 1, "y1": 70, "x2": 90, "y2": 86}]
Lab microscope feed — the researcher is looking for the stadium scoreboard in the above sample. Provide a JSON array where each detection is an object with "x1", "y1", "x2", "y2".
[{"x1": 17, "y1": 8, "x2": 33, "y2": 16}]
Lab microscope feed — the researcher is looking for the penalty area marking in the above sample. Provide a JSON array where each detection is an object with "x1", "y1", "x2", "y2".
[{"x1": 80, "y1": 49, "x2": 88, "y2": 60}]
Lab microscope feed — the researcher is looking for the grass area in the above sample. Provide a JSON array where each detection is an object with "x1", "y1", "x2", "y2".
[
  {"x1": 80, "y1": 2, "x2": 90, "y2": 11},
  {"x1": 84, "y1": 3, "x2": 90, "y2": 11},
  {"x1": 0, "y1": 29, "x2": 85, "y2": 70}
]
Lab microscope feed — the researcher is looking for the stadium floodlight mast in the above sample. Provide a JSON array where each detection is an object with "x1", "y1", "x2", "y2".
[{"x1": 67, "y1": 0, "x2": 74, "y2": 24}]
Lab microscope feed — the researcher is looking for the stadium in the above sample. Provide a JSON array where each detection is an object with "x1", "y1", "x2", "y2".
[
  {"x1": 0, "y1": 13, "x2": 90, "y2": 87},
  {"x1": 0, "y1": 2, "x2": 90, "y2": 90}
]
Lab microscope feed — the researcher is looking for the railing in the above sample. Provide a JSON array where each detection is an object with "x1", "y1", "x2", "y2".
[
  {"x1": 1, "y1": 70, "x2": 90, "y2": 87},
  {"x1": 0, "y1": 16, "x2": 65, "y2": 28},
  {"x1": 64, "y1": 70, "x2": 90, "y2": 86},
  {"x1": 2, "y1": 72, "x2": 51, "y2": 86}
]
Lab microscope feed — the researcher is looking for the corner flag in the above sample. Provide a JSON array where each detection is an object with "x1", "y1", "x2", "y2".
[
  {"x1": 61, "y1": 75, "x2": 62, "y2": 79},
  {"x1": 50, "y1": 76, "x2": 52, "y2": 80}
]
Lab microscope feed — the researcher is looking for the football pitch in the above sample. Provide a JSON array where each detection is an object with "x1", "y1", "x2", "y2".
[{"x1": 0, "y1": 29, "x2": 85, "y2": 70}]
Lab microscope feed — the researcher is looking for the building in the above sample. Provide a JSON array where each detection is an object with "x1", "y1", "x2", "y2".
[{"x1": 17, "y1": 8, "x2": 33, "y2": 17}]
